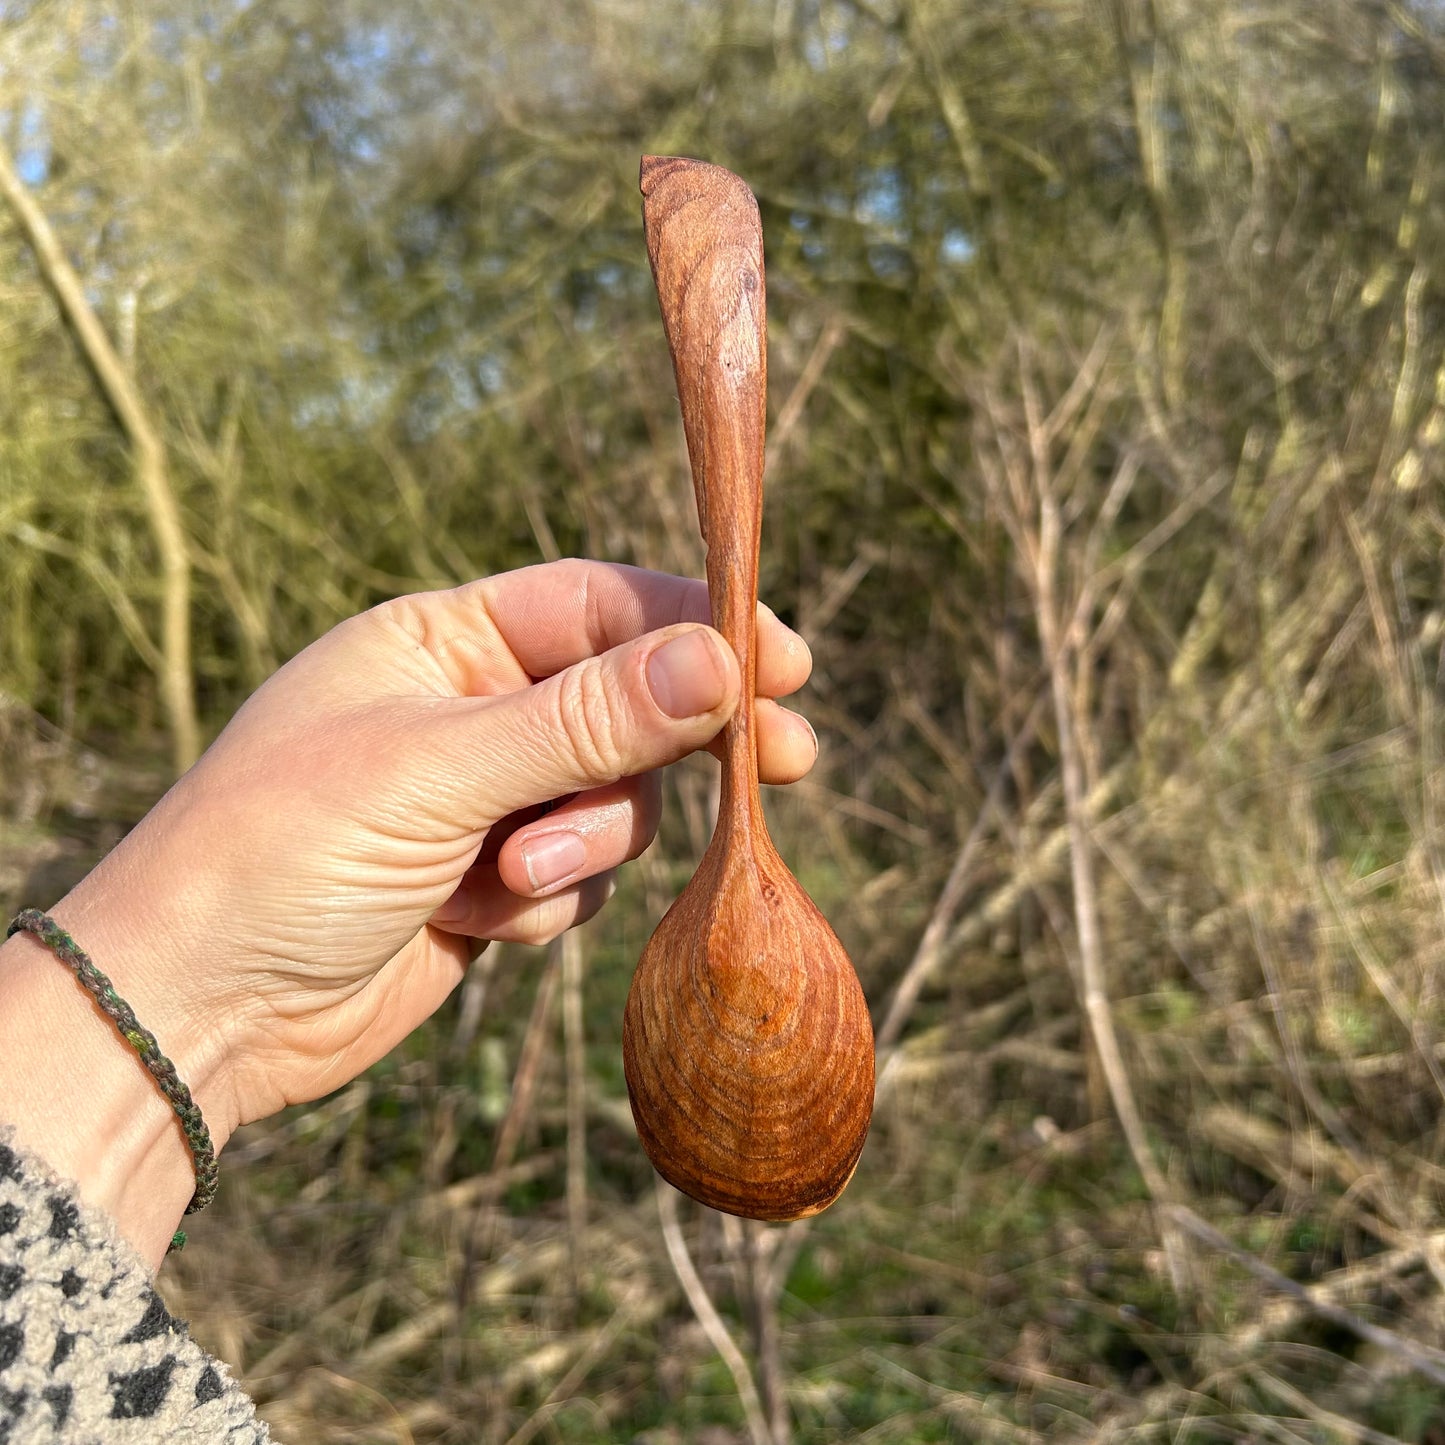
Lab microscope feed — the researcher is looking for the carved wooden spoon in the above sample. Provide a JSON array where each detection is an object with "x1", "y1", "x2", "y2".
[{"x1": 622, "y1": 156, "x2": 875, "y2": 1220}]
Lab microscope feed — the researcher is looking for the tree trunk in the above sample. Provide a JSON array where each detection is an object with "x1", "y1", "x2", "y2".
[{"x1": 0, "y1": 140, "x2": 199, "y2": 775}]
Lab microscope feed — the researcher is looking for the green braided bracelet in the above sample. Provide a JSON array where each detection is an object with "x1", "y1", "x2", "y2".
[{"x1": 6, "y1": 908, "x2": 218, "y2": 1251}]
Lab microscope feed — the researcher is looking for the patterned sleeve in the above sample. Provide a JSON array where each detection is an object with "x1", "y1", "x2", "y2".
[{"x1": 0, "y1": 1133, "x2": 270, "y2": 1442}]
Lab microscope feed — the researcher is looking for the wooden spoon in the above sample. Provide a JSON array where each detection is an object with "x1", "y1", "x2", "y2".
[{"x1": 622, "y1": 156, "x2": 875, "y2": 1220}]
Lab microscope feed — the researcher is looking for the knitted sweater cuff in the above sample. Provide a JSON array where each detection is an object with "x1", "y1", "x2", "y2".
[{"x1": 0, "y1": 1128, "x2": 269, "y2": 1442}]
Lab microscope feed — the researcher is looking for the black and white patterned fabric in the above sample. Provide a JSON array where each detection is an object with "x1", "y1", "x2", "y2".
[{"x1": 0, "y1": 1132, "x2": 269, "y2": 1442}]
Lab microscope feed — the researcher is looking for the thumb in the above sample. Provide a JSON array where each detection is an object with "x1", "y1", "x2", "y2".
[{"x1": 425, "y1": 623, "x2": 741, "y2": 829}]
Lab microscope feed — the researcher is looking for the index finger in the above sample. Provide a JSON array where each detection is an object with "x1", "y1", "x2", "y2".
[{"x1": 427, "y1": 559, "x2": 813, "y2": 699}]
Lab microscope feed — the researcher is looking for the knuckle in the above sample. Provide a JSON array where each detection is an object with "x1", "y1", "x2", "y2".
[
  {"x1": 551, "y1": 663, "x2": 630, "y2": 782},
  {"x1": 514, "y1": 916, "x2": 567, "y2": 949},
  {"x1": 503, "y1": 895, "x2": 578, "y2": 947}
]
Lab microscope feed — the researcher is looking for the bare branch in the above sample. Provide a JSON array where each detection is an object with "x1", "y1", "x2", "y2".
[
  {"x1": 656, "y1": 1182, "x2": 773, "y2": 1445},
  {"x1": 1167, "y1": 1204, "x2": 1445, "y2": 1390},
  {"x1": 0, "y1": 137, "x2": 198, "y2": 772}
]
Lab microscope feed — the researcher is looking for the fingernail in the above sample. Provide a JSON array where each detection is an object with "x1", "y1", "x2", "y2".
[
  {"x1": 522, "y1": 832, "x2": 587, "y2": 892},
  {"x1": 647, "y1": 630, "x2": 727, "y2": 719}
]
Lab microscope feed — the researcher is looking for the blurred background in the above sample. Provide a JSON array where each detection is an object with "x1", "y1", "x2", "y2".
[{"x1": 3, "y1": 0, "x2": 1445, "y2": 1439}]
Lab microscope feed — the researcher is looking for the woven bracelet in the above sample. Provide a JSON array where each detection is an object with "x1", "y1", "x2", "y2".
[{"x1": 5, "y1": 908, "x2": 218, "y2": 1251}]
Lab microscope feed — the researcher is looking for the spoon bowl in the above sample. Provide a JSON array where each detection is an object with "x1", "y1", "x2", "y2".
[{"x1": 624, "y1": 813, "x2": 873, "y2": 1218}]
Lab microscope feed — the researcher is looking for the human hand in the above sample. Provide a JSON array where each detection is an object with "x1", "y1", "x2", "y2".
[{"x1": 15, "y1": 561, "x2": 815, "y2": 1168}]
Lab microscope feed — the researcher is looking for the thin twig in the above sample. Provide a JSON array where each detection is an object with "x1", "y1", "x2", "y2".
[
  {"x1": 656, "y1": 1182, "x2": 773, "y2": 1445},
  {"x1": 562, "y1": 928, "x2": 588, "y2": 1296},
  {"x1": 1013, "y1": 352, "x2": 1173, "y2": 1213},
  {"x1": 457, "y1": 945, "x2": 562, "y2": 1312},
  {"x1": 1166, "y1": 1204, "x2": 1445, "y2": 1389},
  {"x1": 744, "y1": 1222, "x2": 791, "y2": 1445},
  {"x1": 875, "y1": 692, "x2": 1047, "y2": 1057},
  {"x1": 766, "y1": 314, "x2": 846, "y2": 471},
  {"x1": 500, "y1": 1295, "x2": 641, "y2": 1445}
]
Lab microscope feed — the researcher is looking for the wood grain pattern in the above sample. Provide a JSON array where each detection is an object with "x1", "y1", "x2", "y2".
[{"x1": 622, "y1": 156, "x2": 875, "y2": 1220}]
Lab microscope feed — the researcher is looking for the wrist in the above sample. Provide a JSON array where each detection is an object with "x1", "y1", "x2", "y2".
[
  {"x1": 51, "y1": 857, "x2": 248, "y2": 1141},
  {"x1": 0, "y1": 867, "x2": 245, "y2": 1267}
]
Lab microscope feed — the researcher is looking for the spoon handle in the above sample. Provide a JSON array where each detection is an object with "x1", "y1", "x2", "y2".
[{"x1": 641, "y1": 156, "x2": 766, "y2": 833}]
